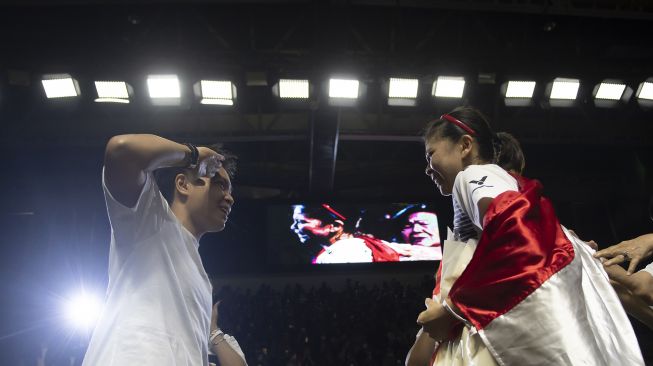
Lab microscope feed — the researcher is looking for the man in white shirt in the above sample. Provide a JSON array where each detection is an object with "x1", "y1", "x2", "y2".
[{"x1": 82, "y1": 134, "x2": 242, "y2": 366}]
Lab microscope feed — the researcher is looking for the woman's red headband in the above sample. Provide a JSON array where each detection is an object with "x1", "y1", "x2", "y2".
[{"x1": 441, "y1": 113, "x2": 476, "y2": 135}]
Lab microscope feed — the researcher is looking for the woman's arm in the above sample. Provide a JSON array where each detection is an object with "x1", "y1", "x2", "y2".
[
  {"x1": 210, "y1": 334, "x2": 247, "y2": 366},
  {"x1": 416, "y1": 298, "x2": 460, "y2": 342},
  {"x1": 209, "y1": 302, "x2": 247, "y2": 366},
  {"x1": 405, "y1": 328, "x2": 436, "y2": 366}
]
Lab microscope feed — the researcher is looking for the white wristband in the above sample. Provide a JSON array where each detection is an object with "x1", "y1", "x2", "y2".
[{"x1": 210, "y1": 329, "x2": 224, "y2": 344}]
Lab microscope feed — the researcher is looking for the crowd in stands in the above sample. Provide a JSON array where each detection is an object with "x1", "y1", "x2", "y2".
[
  {"x1": 11, "y1": 275, "x2": 653, "y2": 365},
  {"x1": 215, "y1": 277, "x2": 433, "y2": 366}
]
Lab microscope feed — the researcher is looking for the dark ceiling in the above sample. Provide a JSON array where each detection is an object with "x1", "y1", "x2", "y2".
[
  {"x1": 0, "y1": 1, "x2": 652, "y2": 234},
  {"x1": 1, "y1": 3, "x2": 653, "y2": 363}
]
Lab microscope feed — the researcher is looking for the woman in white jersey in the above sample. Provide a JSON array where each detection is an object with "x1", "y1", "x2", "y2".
[{"x1": 406, "y1": 107, "x2": 643, "y2": 366}]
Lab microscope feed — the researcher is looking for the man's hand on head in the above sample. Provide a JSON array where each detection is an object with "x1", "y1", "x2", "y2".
[{"x1": 196, "y1": 147, "x2": 224, "y2": 179}]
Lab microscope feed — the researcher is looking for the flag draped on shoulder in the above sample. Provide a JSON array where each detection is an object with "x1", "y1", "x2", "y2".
[{"x1": 444, "y1": 176, "x2": 643, "y2": 366}]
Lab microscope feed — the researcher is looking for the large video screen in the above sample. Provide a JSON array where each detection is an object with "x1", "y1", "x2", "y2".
[{"x1": 267, "y1": 203, "x2": 442, "y2": 265}]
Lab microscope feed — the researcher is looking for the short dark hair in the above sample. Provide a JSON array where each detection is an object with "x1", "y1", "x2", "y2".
[
  {"x1": 292, "y1": 204, "x2": 358, "y2": 231},
  {"x1": 423, "y1": 106, "x2": 525, "y2": 173},
  {"x1": 155, "y1": 144, "x2": 237, "y2": 203},
  {"x1": 292, "y1": 204, "x2": 342, "y2": 224}
]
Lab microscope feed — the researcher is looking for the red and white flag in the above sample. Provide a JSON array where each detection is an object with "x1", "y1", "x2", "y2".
[{"x1": 436, "y1": 176, "x2": 643, "y2": 365}]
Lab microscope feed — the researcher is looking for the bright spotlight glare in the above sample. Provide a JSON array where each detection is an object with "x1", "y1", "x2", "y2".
[
  {"x1": 388, "y1": 78, "x2": 419, "y2": 99},
  {"x1": 328, "y1": 79, "x2": 359, "y2": 99},
  {"x1": 147, "y1": 75, "x2": 181, "y2": 98},
  {"x1": 505, "y1": 81, "x2": 536, "y2": 98},
  {"x1": 42, "y1": 77, "x2": 79, "y2": 98},
  {"x1": 279, "y1": 79, "x2": 310, "y2": 99},
  {"x1": 65, "y1": 293, "x2": 103, "y2": 329},
  {"x1": 636, "y1": 82, "x2": 653, "y2": 100},
  {"x1": 550, "y1": 78, "x2": 579, "y2": 100},
  {"x1": 595, "y1": 82, "x2": 626, "y2": 100},
  {"x1": 432, "y1": 76, "x2": 465, "y2": 98}
]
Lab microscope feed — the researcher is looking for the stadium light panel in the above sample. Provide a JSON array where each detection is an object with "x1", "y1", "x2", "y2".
[
  {"x1": 637, "y1": 82, "x2": 653, "y2": 100},
  {"x1": 198, "y1": 80, "x2": 235, "y2": 105},
  {"x1": 389, "y1": 78, "x2": 419, "y2": 99},
  {"x1": 595, "y1": 82, "x2": 626, "y2": 100},
  {"x1": 329, "y1": 78, "x2": 359, "y2": 99},
  {"x1": 42, "y1": 74, "x2": 80, "y2": 98},
  {"x1": 94, "y1": 81, "x2": 131, "y2": 103},
  {"x1": 550, "y1": 78, "x2": 580, "y2": 100},
  {"x1": 505, "y1": 81, "x2": 536, "y2": 98},
  {"x1": 147, "y1": 75, "x2": 181, "y2": 98},
  {"x1": 279, "y1": 79, "x2": 310, "y2": 99},
  {"x1": 432, "y1": 76, "x2": 465, "y2": 98}
]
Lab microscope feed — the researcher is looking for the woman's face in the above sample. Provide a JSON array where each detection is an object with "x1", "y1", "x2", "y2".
[
  {"x1": 401, "y1": 212, "x2": 440, "y2": 247},
  {"x1": 424, "y1": 136, "x2": 467, "y2": 196},
  {"x1": 290, "y1": 207, "x2": 332, "y2": 243}
]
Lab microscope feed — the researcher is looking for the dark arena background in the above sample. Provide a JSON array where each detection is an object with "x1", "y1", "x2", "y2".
[{"x1": 1, "y1": 0, "x2": 653, "y2": 365}]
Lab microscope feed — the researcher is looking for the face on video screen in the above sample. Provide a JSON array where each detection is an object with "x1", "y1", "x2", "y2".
[
  {"x1": 269, "y1": 203, "x2": 442, "y2": 265},
  {"x1": 290, "y1": 206, "x2": 332, "y2": 244},
  {"x1": 401, "y1": 211, "x2": 440, "y2": 247}
]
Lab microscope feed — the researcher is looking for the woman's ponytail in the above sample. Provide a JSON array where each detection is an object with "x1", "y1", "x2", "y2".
[{"x1": 494, "y1": 132, "x2": 525, "y2": 174}]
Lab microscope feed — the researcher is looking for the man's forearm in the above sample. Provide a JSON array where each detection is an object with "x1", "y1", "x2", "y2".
[
  {"x1": 611, "y1": 281, "x2": 653, "y2": 329},
  {"x1": 105, "y1": 134, "x2": 190, "y2": 173},
  {"x1": 104, "y1": 134, "x2": 193, "y2": 207},
  {"x1": 605, "y1": 265, "x2": 653, "y2": 305}
]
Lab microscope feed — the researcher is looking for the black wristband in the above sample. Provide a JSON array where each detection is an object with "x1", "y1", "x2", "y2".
[{"x1": 182, "y1": 143, "x2": 199, "y2": 169}]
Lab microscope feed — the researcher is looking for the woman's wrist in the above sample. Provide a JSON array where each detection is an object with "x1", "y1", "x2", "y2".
[
  {"x1": 444, "y1": 297, "x2": 466, "y2": 320},
  {"x1": 210, "y1": 328, "x2": 225, "y2": 346}
]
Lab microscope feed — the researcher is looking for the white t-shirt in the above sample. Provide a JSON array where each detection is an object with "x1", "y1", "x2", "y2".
[
  {"x1": 82, "y1": 170, "x2": 212, "y2": 366},
  {"x1": 315, "y1": 237, "x2": 373, "y2": 263},
  {"x1": 452, "y1": 164, "x2": 519, "y2": 242}
]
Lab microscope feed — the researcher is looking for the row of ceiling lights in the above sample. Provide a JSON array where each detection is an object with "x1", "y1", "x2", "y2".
[{"x1": 40, "y1": 73, "x2": 653, "y2": 108}]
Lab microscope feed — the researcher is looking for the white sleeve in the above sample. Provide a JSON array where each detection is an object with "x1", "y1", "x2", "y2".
[
  {"x1": 102, "y1": 167, "x2": 169, "y2": 246},
  {"x1": 453, "y1": 165, "x2": 518, "y2": 228}
]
